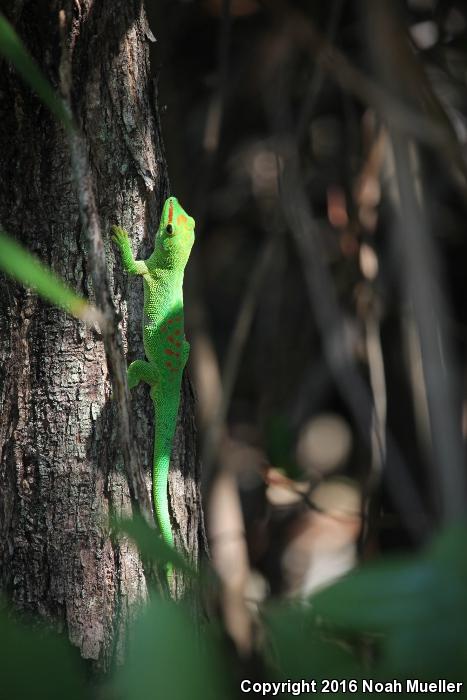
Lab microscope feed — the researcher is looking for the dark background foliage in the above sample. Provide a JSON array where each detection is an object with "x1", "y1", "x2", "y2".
[{"x1": 148, "y1": 0, "x2": 467, "y2": 566}]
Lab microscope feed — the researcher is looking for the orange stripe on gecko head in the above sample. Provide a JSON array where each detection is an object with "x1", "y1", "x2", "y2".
[{"x1": 168, "y1": 200, "x2": 174, "y2": 224}]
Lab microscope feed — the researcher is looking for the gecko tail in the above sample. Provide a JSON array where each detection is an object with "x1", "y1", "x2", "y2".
[{"x1": 152, "y1": 409, "x2": 177, "y2": 550}]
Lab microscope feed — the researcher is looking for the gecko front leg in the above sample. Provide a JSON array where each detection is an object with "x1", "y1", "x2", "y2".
[{"x1": 111, "y1": 225, "x2": 149, "y2": 276}]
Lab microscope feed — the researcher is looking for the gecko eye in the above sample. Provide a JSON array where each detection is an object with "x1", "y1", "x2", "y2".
[{"x1": 165, "y1": 224, "x2": 173, "y2": 235}]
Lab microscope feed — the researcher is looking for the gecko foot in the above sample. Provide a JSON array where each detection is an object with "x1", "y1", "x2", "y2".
[
  {"x1": 111, "y1": 225, "x2": 129, "y2": 248},
  {"x1": 127, "y1": 360, "x2": 156, "y2": 389}
]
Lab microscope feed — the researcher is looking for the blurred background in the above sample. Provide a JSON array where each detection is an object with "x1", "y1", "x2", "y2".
[{"x1": 144, "y1": 0, "x2": 467, "y2": 645}]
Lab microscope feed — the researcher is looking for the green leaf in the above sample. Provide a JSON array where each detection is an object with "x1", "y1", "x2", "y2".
[
  {"x1": 311, "y1": 526, "x2": 467, "y2": 679},
  {"x1": 0, "y1": 229, "x2": 94, "y2": 322},
  {"x1": 313, "y1": 529, "x2": 467, "y2": 629},
  {"x1": 0, "y1": 12, "x2": 73, "y2": 131},
  {"x1": 264, "y1": 603, "x2": 362, "y2": 682},
  {"x1": 116, "y1": 598, "x2": 232, "y2": 700},
  {"x1": 313, "y1": 559, "x2": 442, "y2": 628},
  {"x1": 113, "y1": 513, "x2": 196, "y2": 576},
  {"x1": 0, "y1": 605, "x2": 89, "y2": 700}
]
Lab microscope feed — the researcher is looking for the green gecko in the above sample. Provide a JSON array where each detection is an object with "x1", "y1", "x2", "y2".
[{"x1": 112, "y1": 196, "x2": 195, "y2": 561}]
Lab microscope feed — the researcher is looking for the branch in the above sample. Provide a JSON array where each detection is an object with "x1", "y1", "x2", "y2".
[{"x1": 366, "y1": 0, "x2": 466, "y2": 524}]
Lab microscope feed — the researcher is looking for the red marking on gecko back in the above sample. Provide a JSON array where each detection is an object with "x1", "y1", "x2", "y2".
[{"x1": 168, "y1": 335, "x2": 175, "y2": 343}]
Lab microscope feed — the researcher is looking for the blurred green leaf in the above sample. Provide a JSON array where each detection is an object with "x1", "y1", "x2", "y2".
[
  {"x1": 265, "y1": 603, "x2": 362, "y2": 683},
  {"x1": 313, "y1": 558, "x2": 444, "y2": 628},
  {"x1": 114, "y1": 513, "x2": 196, "y2": 576},
  {"x1": 0, "y1": 12, "x2": 73, "y2": 131},
  {"x1": 116, "y1": 597, "x2": 232, "y2": 700},
  {"x1": 263, "y1": 528, "x2": 467, "y2": 689},
  {"x1": 0, "y1": 605, "x2": 89, "y2": 700},
  {"x1": 311, "y1": 526, "x2": 467, "y2": 679},
  {"x1": 312, "y1": 527, "x2": 467, "y2": 628},
  {"x1": 0, "y1": 229, "x2": 95, "y2": 322}
]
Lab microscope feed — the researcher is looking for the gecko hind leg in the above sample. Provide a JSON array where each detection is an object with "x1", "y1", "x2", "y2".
[{"x1": 127, "y1": 360, "x2": 156, "y2": 389}]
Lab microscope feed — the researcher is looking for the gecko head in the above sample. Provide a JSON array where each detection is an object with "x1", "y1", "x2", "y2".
[{"x1": 155, "y1": 196, "x2": 195, "y2": 269}]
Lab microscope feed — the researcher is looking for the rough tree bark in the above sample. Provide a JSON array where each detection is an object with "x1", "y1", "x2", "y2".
[{"x1": 0, "y1": 0, "x2": 206, "y2": 670}]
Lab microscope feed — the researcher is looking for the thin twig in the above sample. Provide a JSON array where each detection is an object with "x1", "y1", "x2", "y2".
[
  {"x1": 365, "y1": 311, "x2": 387, "y2": 485},
  {"x1": 366, "y1": 0, "x2": 466, "y2": 523},
  {"x1": 391, "y1": 134, "x2": 466, "y2": 521},
  {"x1": 266, "y1": 47, "x2": 431, "y2": 540},
  {"x1": 296, "y1": 0, "x2": 346, "y2": 142},
  {"x1": 278, "y1": 160, "x2": 430, "y2": 540},
  {"x1": 308, "y1": 8, "x2": 467, "y2": 198},
  {"x1": 201, "y1": 232, "x2": 278, "y2": 477},
  {"x1": 267, "y1": 0, "x2": 467, "y2": 196}
]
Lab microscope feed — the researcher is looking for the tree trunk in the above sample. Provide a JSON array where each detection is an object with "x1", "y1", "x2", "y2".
[{"x1": 0, "y1": 0, "x2": 206, "y2": 670}]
